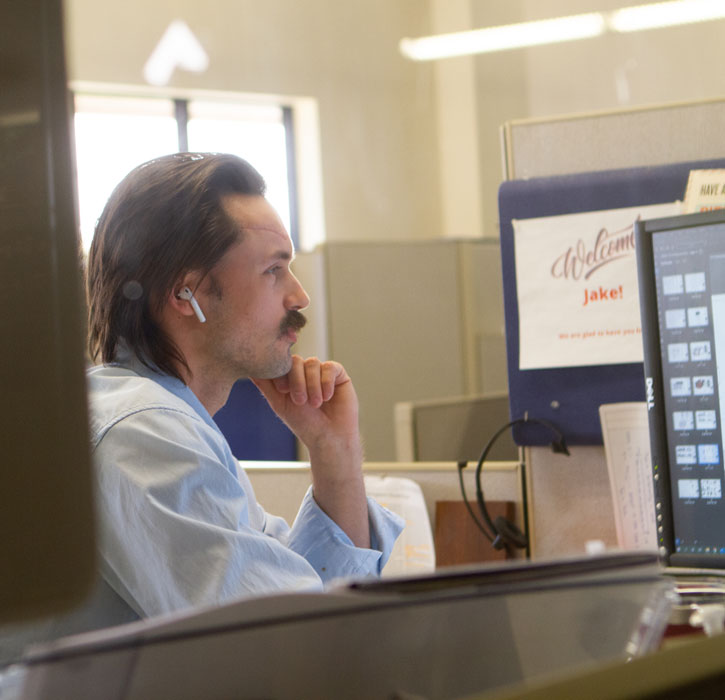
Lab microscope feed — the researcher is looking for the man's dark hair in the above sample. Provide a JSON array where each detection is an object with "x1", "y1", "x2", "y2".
[{"x1": 86, "y1": 152, "x2": 266, "y2": 380}]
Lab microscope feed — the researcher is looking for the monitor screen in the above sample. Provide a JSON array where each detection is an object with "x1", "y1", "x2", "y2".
[{"x1": 637, "y1": 209, "x2": 725, "y2": 569}]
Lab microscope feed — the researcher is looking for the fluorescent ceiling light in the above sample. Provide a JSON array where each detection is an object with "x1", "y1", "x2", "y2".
[
  {"x1": 400, "y1": 13, "x2": 606, "y2": 61},
  {"x1": 401, "y1": 1, "x2": 725, "y2": 61},
  {"x1": 609, "y1": 0, "x2": 725, "y2": 32}
]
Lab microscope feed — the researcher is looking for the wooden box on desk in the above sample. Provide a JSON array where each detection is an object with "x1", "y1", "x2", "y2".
[{"x1": 434, "y1": 500, "x2": 515, "y2": 566}]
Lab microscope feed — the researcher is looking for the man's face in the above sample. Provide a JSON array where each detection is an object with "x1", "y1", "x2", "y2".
[{"x1": 196, "y1": 194, "x2": 309, "y2": 380}]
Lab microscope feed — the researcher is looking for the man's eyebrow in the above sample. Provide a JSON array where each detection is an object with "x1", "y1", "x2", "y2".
[{"x1": 262, "y1": 249, "x2": 295, "y2": 266}]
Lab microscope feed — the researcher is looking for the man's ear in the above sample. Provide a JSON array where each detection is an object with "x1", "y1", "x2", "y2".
[
  {"x1": 168, "y1": 285, "x2": 194, "y2": 317},
  {"x1": 169, "y1": 279, "x2": 207, "y2": 323}
]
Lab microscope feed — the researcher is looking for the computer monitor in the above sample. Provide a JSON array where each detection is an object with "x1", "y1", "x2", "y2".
[
  {"x1": 0, "y1": 0, "x2": 96, "y2": 623},
  {"x1": 636, "y1": 208, "x2": 725, "y2": 569}
]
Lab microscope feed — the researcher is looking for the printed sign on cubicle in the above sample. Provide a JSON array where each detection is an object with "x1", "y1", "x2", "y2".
[
  {"x1": 684, "y1": 169, "x2": 725, "y2": 213},
  {"x1": 514, "y1": 202, "x2": 680, "y2": 370}
]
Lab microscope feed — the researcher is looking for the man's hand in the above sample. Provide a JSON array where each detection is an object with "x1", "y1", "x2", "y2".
[
  {"x1": 252, "y1": 355, "x2": 359, "y2": 454},
  {"x1": 252, "y1": 356, "x2": 370, "y2": 548}
]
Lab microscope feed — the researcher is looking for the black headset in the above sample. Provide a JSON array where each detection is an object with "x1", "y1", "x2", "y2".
[{"x1": 457, "y1": 416, "x2": 569, "y2": 554}]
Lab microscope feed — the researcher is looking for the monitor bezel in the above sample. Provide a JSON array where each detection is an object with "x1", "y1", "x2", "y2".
[
  {"x1": 636, "y1": 208, "x2": 725, "y2": 569},
  {"x1": 0, "y1": 0, "x2": 96, "y2": 625}
]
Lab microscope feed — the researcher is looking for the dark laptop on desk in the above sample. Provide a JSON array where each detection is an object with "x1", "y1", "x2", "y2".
[{"x1": 636, "y1": 207, "x2": 725, "y2": 586}]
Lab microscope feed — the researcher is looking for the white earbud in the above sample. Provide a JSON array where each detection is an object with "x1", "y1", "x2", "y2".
[{"x1": 178, "y1": 286, "x2": 206, "y2": 323}]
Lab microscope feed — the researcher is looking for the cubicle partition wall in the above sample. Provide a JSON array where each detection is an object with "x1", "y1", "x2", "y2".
[
  {"x1": 394, "y1": 393, "x2": 516, "y2": 463},
  {"x1": 499, "y1": 98, "x2": 725, "y2": 558},
  {"x1": 293, "y1": 239, "x2": 509, "y2": 462},
  {"x1": 501, "y1": 98, "x2": 725, "y2": 182},
  {"x1": 213, "y1": 380, "x2": 297, "y2": 460}
]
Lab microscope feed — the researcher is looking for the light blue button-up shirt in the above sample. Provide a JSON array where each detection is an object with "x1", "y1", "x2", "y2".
[{"x1": 87, "y1": 351, "x2": 404, "y2": 619}]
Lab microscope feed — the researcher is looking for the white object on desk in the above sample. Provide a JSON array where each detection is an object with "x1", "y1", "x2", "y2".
[
  {"x1": 363, "y1": 475, "x2": 435, "y2": 576},
  {"x1": 599, "y1": 402, "x2": 657, "y2": 551},
  {"x1": 690, "y1": 604, "x2": 725, "y2": 637}
]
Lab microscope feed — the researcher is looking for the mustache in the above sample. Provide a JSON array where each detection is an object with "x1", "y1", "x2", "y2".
[{"x1": 280, "y1": 310, "x2": 307, "y2": 334}]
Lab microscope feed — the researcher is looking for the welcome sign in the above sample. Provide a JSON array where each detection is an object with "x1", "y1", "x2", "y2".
[{"x1": 514, "y1": 201, "x2": 681, "y2": 370}]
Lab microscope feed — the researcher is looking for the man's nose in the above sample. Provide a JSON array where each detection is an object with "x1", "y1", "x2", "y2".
[{"x1": 286, "y1": 273, "x2": 310, "y2": 310}]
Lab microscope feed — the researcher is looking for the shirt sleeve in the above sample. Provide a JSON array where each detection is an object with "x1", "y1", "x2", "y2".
[{"x1": 285, "y1": 487, "x2": 405, "y2": 583}]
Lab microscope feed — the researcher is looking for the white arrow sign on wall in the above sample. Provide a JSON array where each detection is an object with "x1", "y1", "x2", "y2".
[{"x1": 143, "y1": 20, "x2": 210, "y2": 86}]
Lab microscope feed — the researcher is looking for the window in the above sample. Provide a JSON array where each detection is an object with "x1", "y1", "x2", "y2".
[
  {"x1": 186, "y1": 100, "x2": 294, "y2": 240},
  {"x1": 73, "y1": 92, "x2": 297, "y2": 252}
]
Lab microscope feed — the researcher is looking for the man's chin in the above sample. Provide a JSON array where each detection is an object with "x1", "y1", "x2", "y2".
[{"x1": 257, "y1": 354, "x2": 294, "y2": 380}]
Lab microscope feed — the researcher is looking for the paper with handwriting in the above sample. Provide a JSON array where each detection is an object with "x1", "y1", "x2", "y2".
[{"x1": 599, "y1": 402, "x2": 658, "y2": 551}]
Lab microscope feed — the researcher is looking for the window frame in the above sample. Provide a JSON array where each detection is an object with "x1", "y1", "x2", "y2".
[{"x1": 70, "y1": 82, "x2": 325, "y2": 252}]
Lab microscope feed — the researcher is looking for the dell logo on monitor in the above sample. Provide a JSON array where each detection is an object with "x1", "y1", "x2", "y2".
[{"x1": 646, "y1": 377, "x2": 655, "y2": 410}]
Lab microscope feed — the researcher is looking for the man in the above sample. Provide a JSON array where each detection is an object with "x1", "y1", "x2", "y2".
[{"x1": 85, "y1": 152, "x2": 403, "y2": 619}]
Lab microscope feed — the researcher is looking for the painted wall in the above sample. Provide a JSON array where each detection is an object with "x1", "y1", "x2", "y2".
[
  {"x1": 64, "y1": 0, "x2": 443, "y2": 244},
  {"x1": 66, "y1": 1, "x2": 725, "y2": 245}
]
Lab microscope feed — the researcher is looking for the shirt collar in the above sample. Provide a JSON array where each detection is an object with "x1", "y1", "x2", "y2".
[{"x1": 111, "y1": 341, "x2": 218, "y2": 431}]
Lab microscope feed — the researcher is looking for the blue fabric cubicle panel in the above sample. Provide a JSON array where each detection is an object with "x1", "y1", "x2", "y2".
[
  {"x1": 498, "y1": 158, "x2": 725, "y2": 446},
  {"x1": 213, "y1": 379, "x2": 297, "y2": 460}
]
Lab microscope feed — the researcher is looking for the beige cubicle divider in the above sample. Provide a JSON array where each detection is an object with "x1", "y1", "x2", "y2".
[
  {"x1": 501, "y1": 97, "x2": 725, "y2": 181},
  {"x1": 293, "y1": 239, "x2": 508, "y2": 462},
  {"x1": 394, "y1": 393, "x2": 516, "y2": 463},
  {"x1": 523, "y1": 446, "x2": 619, "y2": 561}
]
